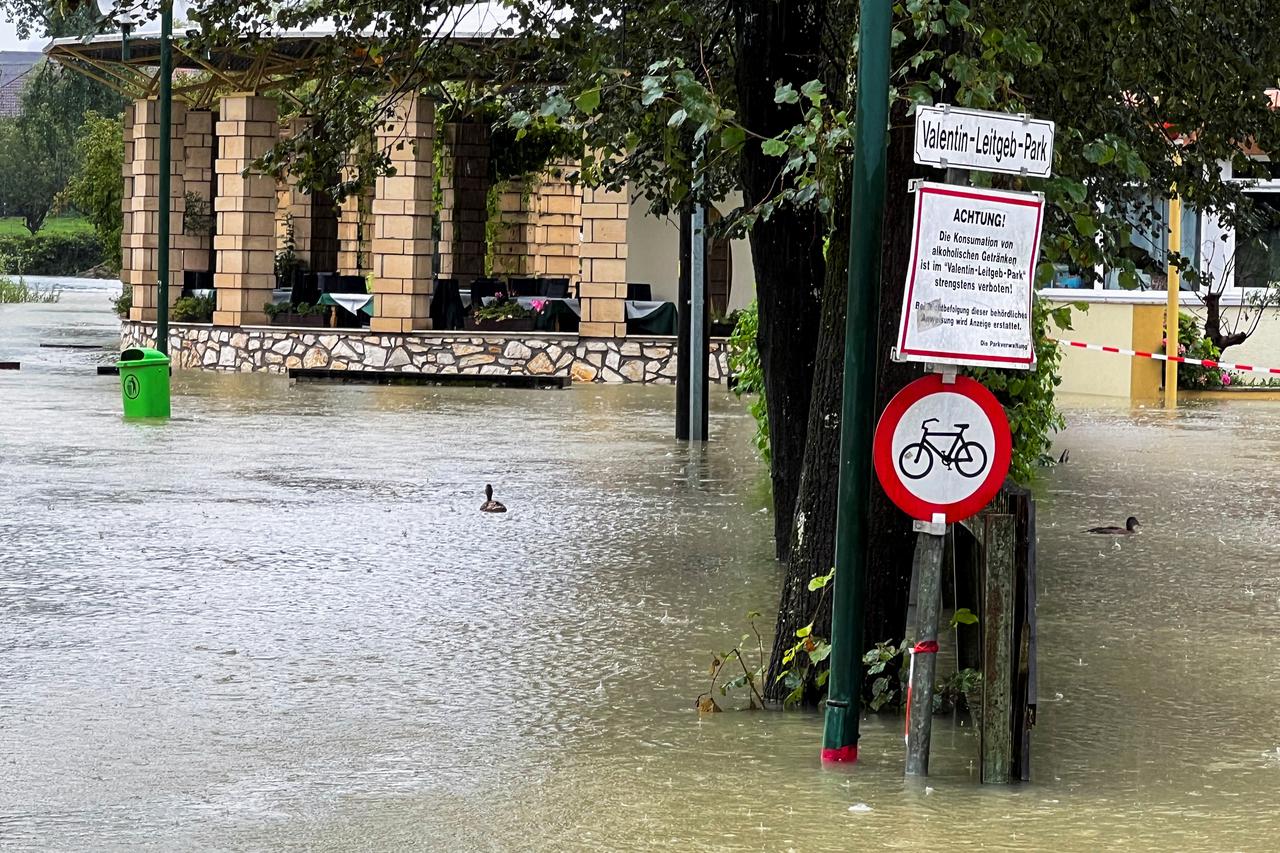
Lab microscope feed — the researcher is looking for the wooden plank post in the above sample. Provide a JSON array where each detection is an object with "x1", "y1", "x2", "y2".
[
  {"x1": 980, "y1": 512, "x2": 1016, "y2": 783},
  {"x1": 905, "y1": 531, "x2": 946, "y2": 776}
]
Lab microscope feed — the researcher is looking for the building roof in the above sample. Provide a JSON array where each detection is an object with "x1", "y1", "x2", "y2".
[{"x1": 0, "y1": 50, "x2": 42, "y2": 117}]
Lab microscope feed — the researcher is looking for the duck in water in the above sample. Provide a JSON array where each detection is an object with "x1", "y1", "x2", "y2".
[
  {"x1": 1086, "y1": 516, "x2": 1139, "y2": 535},
  {"x1": 480, "y1": 484, "x2": 506, "y2": 513}
]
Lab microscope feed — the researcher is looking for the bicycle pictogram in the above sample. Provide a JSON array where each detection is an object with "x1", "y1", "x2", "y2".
[{"x1": 897, "y1": 417, "x2": 988, "y2": 480}]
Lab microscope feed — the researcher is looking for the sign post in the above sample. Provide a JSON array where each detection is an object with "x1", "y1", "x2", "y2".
[
  {"x1": 821, "y1": 0, "x2": 892, "y2": 766},
  {"x1": 886, "y1": 105, "x2": 1049, "y2": 778}
]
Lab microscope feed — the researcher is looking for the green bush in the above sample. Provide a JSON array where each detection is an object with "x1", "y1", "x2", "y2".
[
  {"x1": 172, "y1": 294, "x2": 215, "y2": 323},
  {"x1": 727, "y1": 299, "x2": 770, "y2": 461},
  {"x1": 0, "y1": 230, "x2": 105, "y2": 276}
]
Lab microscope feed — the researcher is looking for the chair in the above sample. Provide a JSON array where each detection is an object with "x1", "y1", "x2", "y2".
[
  {"x1": 469, "y1": 277, "x2": 503, "y2": 306},
  {"x1": 291, "y1": 271, "x2": 320, "y2": 306},
  {"x1": 182, "y1": 270, "x2": 213, "y2": 297},
  {"x1": 540, "y1": 278, "x2": 570, "y2": 298},
  {"x1": 627, "y1": 282, "x2": 652, "y2": 301},
  {"x1": 508, "y1": 277, "x2": 540, "y2": 297},
  {"x1": 430, "y1": 278, "x2": 466, "y2": 330}
]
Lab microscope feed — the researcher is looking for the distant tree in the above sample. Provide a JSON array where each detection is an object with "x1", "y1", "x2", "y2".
[
  {"x1": 0, "y1": 59, "x2": 123, "y2": 233},
  {"x1": 59, "y1": 110, "x2": 123, "y2": 270}
]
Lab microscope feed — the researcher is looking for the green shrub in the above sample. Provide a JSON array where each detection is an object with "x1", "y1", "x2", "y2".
[
  {"x1": 727, "y1": 299, "x2": 770, "y2": 461},
  {"x1": 111, "y1": 284, "x2": 131, "y2": 317},
  {"x1": 0, "y1": 274, "x2": 60, "y2": 303},
  {"x1": 0, "y1": 231, "x2": 105, "y2": 276},
  {"x1": 172, "y1": 294, "x2": 215, "y2": 323}
]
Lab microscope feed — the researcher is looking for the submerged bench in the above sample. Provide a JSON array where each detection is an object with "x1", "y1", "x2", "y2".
[{"x1": 288, "y1": 367, "x2": 570, "y2": 389}]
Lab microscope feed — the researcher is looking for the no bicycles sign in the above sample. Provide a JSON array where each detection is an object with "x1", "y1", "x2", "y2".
[{"x1": 872, "y1": 374, "x2": 1011, "y2": 523}]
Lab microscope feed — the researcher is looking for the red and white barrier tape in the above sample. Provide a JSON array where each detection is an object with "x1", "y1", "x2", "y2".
[{"x1": 1053, "y1": 339, "x2": 1280, "y2": 376}]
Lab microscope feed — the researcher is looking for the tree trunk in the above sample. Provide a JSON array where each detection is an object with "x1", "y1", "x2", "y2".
[
  {"x1": 1202, "y1": 291, "x2": 1250, "y2": 353},
  {"x1": 762, "y1": 111, "x2": 924, "y2": 706},
  {"x1": 763, "y1": 179, "x2": 851, "y2": 703},
  {"x1": 734, "y1": 0, "x2": 827, "y2": 561}
]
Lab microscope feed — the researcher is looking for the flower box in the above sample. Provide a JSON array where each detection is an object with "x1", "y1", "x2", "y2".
[
  {"x1": 270, "y1": 313, "x2": 327, "y2": 328},
  {"x1": 465, "y1": 317, "x2": 536, "y2": 332}
]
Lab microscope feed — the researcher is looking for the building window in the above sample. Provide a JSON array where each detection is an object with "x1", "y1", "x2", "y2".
[
  {"x1": 1234, "y1": 194, "x2": 1280, "y2": 288},
  {"x1": 1102, "y1": 195, "x2": 1199, "y2": 291}
]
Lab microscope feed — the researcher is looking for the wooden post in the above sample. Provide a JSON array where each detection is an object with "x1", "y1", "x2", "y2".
[
  {"x1": 905, "y1": 531, "x2": 945, "y2": 776},
  {"x1": 980, "y1": 512, "x2": 1016, "y2": 783}
]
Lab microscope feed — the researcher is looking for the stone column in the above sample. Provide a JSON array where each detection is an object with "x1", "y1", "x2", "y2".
[
  {"x1": 371, "y1": 93, "x2": 435, "y2": 333},
  {"x1": 337, "y1": 178, "x2": 372, "y2": 276},
  {"x1": 178, "y1": 109, "x2": 214, "y2": 275},
  {"x1": 276, "y1": 117, "x2": 315, "y2": 270},
  {"x1": 491, "y1": 180, "x2": 537, "y2": 277},
  {"x1": 125, "y1": 98, "x2": 186, "y2": 321},
  {"x1": 532, "y1": 160, "x2": 582, "y2": 281},
  {"x1": 121, "y1": 103, "x2": 136, "y2": 317},
  {"x1": 212, "y1": 94, "x2": 278, "y2": 327},
  {"x1": 579, "y1": 185, "x2": 629, "y2": 338},
  {"x1": 438, "y1": 119, "x2": 490, "y2": 284}
]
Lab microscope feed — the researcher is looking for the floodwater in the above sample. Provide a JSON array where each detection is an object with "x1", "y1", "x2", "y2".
[{"x1": 2, "y1": 281, "x2": 1280, "y2": 851}]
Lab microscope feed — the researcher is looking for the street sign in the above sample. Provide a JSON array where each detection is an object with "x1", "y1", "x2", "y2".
[
  {"x1": 914, "y1": 104, "x2": 1055, "y2": 178},
  {"x1": 872, "y1": 374, "x2": 1011, "y2": 524},
  {"x1": 895, "y1": 182, "x2": 1044, "y2": 370}
]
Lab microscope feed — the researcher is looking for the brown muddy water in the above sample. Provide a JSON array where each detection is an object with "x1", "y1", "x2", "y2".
[{"x1": 2, "y1": 284, "x2": 1279, "y2": 851}]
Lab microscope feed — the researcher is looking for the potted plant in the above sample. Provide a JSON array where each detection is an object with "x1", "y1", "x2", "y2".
[
  {"x1": 274, "y1": 213, "x2": 308, "y2": 295},
  {"x1": 172, "y1": 293, "x2": 215, "y2": 323},
  {"x1": 466, "y1": 292, "x2": 543, "y2": 331},
  {"x1": 265, "y1": 301, "x2": 327, "y2": 328},
  {"x1": 710, "y1": 308, "x2": 742, "y2": 338}
]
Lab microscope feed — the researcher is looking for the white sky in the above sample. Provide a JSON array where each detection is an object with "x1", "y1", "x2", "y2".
[{"x1": 0, "y1": 18, "x2": 48, "y2": 52}]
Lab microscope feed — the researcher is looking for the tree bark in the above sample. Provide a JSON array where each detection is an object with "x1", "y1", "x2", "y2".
[
  {"x1": 762, "y1": 111, "x2": 924, "y2": 706},
  {"x1": 1202, "y1": 291, "x2": 1250, "y2": 352},
  {"x1": 734, "y1": 0, "x2": 828, "y2": 562},
  {"x1": 763, "y1": 179, "x2": 851, "y2": 703}
]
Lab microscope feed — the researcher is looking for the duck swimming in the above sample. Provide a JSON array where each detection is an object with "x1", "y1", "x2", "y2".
[
  {"x1": 1086, "y1": 516, "x2": 1139, "y2": 535},
  {"x1": 480, "y1": 484, "x2": 506, "y2": 513}
]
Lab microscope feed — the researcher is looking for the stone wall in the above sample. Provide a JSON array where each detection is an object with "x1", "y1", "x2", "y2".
[{"x1": 121, "y1": 322, "x2": 729, "y2": 385}]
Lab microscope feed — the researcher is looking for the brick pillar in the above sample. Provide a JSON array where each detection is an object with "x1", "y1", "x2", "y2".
[
  {"x1": 178, "y1": 109, "x2": 214, "y2": 275},
  {"x1": 533, "y1": 160, "x2": 582, "y2": 281},
  {"x1": 579, "y1": 185, "x2": 629, "y2": 338},
  {"x1": 212, "y1": 95, "x2": 278, "y2": 326},
  {"x1": 438, "y1": 120, "x2": 490, "y2": 283},
  {"x1": 121, "y1": 104, "x2": 135, "y2": 316},
  {"x1": 492, "y1": 179, "x2": 537, "y2": 276},
  {"x1": 371, "y1": 93, "x2": 434, "y2": 333},
  {"x1": 336, "y1": 151, "x2": 373, "y2": 276},
  {"x1": 125, "y1": 98, "x2": 186, "y2": 321},
  {"x1": 276, "y1": 117, "x2": 315, "y2": 270}
]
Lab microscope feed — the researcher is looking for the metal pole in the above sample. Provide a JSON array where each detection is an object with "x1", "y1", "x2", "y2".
[
  {"x1": 156, "y1": 0, "x2": 173, "y2": 354},
  {"x1": 1164, "y1": 179, "x2": 1181, "y2": 408},
  {"x1": 904, "y1": 531, "x2": 945, "y2": 776},
  {"x1": 690, "y1": 202, "x2": 707, "y2": 442},
  {"x1": 675, "y1": 209, "x2": 692, "y2": 440},
  {"x1": 821, "y1": 0, "x2": 892, "y2": 764}
]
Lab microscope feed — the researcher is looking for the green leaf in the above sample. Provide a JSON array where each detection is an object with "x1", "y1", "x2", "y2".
[
  {"x1": 761, "y1": 137, "x2": 788, "y2": 157},
  {"x1": 774, "y1": 83, "x2": 799, "y2": 104},
  {"x1": 667, "y1": 109, "x2": 687, "y2": 128},
  {"x1": 574, "y1": 87, "x2": 601, "y2": 114},
  {"x1": 795, "y1": 623, "x2": 812, "y2": 639},
  {"x1": 721, "y1": 126, "x2": 746, "y2": 151},
  {"x1": 950, "y1": 607, "x2": 979, "y2": 626},
  {"x1": 800, "y1": 79, "x2": 825, "y2": 104},
  {"x1": 807, "y1": 642, "x2": 832, "y2": 664}
]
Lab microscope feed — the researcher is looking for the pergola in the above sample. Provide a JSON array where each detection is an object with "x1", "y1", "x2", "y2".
[{"x1": 44, "y1": 13, "x2": 634, "y2": 338}]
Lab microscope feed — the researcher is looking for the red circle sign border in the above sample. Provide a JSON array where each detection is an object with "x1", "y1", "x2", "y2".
[{"x1": 872, "y1": 374, "x2": 1012, "y2": 523}]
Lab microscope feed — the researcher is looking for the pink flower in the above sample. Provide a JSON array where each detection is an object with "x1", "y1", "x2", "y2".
[
  {"x1": 495, "y1": 291, "x2": 505, "y2": 299},
  {"x1": 1161, "y1": 337, "x2": 1168, "y2": 349},
  {"x1": 1178, "y1": 343, "x2": 1186, "y2": 355},
  {"x1": 1221, "y1": 372, "x2": 1232, "y2": 386},
  {"x1": 530, "y1": 298, "x2": 547, "y2": 313}
]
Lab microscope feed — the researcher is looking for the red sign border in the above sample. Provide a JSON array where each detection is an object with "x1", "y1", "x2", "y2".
[
  {"x1": 872, "y1": 374, "x2": 1012, "y2": 523},
  {"x1": 897, "y1": 183, "x2": 1043, "y2": 368}
]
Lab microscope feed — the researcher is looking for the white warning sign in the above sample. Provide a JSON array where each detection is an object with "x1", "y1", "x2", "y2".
[{"x1": 894, "y1": 182, "x2": 1044, "y2": 370}]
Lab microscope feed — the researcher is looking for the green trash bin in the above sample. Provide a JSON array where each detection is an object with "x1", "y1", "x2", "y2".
[{"x1": 116, "y1": 347, "x2": 171, "y2": 419}]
